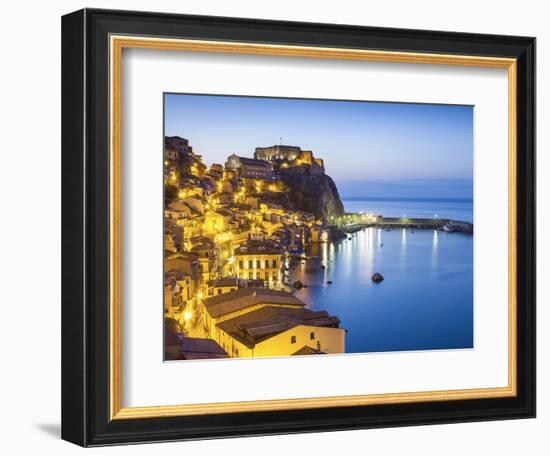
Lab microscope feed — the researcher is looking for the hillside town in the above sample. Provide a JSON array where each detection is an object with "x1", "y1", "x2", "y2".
[{"x1": 164, "y1": 136, "x2": 345, "y2": 360}]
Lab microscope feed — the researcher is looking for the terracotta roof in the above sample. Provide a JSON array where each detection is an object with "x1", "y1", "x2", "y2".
[
  {"x1": 203, "y1": 288, "x2": 304, "y2": 319},
  {"x1": 216, "y1": 306, "x2": 340, "y2": 348}
]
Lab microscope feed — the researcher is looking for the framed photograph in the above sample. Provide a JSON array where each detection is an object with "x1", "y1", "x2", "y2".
[{"x1": 62, "y1": 8, "x2": 535, "y2": 446}]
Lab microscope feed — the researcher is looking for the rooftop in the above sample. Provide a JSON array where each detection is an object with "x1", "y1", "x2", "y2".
[
  {"x1": 229, "y1": 155, "x2": 271, "y2": 167},
  {"x1": 190, "y1": 243, "x2": 213, "y2": 252},
  {"x1": 203, "y1": 288, "x2": 304, "y2": 319},
  {"x1": 165, "y1": 251, "x2": 199, "y2": 262},
  {"x1": 256, "y1": 145, "x2": 302, "y2": 152},
  {"x1": 165, "y1": 331, "x2": 229, "y2": 360},
  {"x1": 179, "y1": 337, "x2": 228, "y2": 360},
  {"x1": 208, "y1": 277, "x2": 240, "y2": 288},
  {"x1": 216, "y1": 306, "x2": 340, "y2": 348},
  {"x1": 292, "y1": 345, "x2": 326, "y2": 356},
  {"x1": 235, "y1": 243, "x2": 282, "y2": 255},
  {"x1": 215, "y1": 208, "x2": 234, "y2": 217}
]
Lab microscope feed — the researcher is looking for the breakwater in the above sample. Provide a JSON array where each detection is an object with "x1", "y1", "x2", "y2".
[{"x1": 334, "y1": 215, "x2": 473, "y2": 234}]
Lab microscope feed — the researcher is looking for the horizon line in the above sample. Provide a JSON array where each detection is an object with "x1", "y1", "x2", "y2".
[{"x1": 341, "y1": 196, "x2": 473, "y2": 202}]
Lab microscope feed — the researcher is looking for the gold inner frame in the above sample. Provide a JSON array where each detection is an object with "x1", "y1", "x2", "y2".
[{"x1": 109, "y1": 35, "x2": 518, "y2": 420}]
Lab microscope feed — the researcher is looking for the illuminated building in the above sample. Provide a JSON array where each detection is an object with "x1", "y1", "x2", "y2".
[
  {"x1": 254, "y1": 145, "x2": 302, "y2": 161},
  {"x1": 217, "y1": 307, "x2": 344, "y2": 358},
  {"x1": 207, "y1": 277, "x2": 240, "y2": 296},
  {"x1": 201, "y1": 288, "x2": 305, "y2": 339},
  {"x1": 254, "y1": 145, "x2": 325, "y2": 174},
  {"x1": 225, "y1": 154, "x2": 273, "y2": 179},
  {"x1": 165, "y1": 251, "x2": 201, "y2": 278},
  {"x1": 203, "y1": 209, "x2": 232, "y2": 234},
  {"x1": 190, "y1": 242, "x2": 215, "y2": 283},
  {"x1": 165, "y1": 201, "x2": 192, "y2": 220},
  {"x1": 164, "y1": 136, "x2": 193, "y2": 159},
  {"x1": 233, "y1": 243, "x2": 283, "y2": 286},
  {"x1": 209, "y1": 163, "x2": 224, "y2": 180}
]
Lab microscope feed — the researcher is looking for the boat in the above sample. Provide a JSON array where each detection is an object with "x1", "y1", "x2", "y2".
[{"x1": 442, "y1": 223, "x2": 454, "y2": 232}]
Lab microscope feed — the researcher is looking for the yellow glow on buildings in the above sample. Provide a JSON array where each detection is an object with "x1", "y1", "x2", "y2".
[
  {"x1": 164, "y1": 142, "x2": 348, "y2": 359},
  {"x1": 199, "y1": 291, "x2": 345, "y2": 358},
  {"x1": 203, "y1": 211, "x2": 225, "y2": 234},
  {"x1": 218, "y1": 325, "x2": 345, "y2": 358},
  {"x1": 233, "y1": 251, "x2": 282, "y2": 286}
]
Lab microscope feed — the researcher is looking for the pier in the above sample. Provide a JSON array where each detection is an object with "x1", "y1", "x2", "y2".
[{"x1": 330, "y1": 214, "x2": 473, "y2": 234}]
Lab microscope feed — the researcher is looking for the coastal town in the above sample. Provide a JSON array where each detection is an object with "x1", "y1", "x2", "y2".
[
  {"x1": 164, "y1": 136, "x2": 347, "y2": 360},
  {"x1": 163, "y1": 135, "x2": 474, "y2": 361}
]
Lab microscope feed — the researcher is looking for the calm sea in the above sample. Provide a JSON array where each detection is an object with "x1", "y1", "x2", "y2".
[
  {"x1": 343, "y1": 197, "x2": 474, "y2": 223},
  {"x1": 289, "y1": 198, "x2": 474, "y2": 354}
]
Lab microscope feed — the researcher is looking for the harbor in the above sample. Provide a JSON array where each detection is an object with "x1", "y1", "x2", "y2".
[
  {"x1": 330, "y1": 214, "x2": 473, "y2": 237},
  {"x1": 289, "y1": 225, "x2": 474, "y2": 353}
]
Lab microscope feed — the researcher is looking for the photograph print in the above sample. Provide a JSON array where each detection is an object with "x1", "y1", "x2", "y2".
[{"x1": 163, "y1": 94, "x2": 474, "y2": 361}]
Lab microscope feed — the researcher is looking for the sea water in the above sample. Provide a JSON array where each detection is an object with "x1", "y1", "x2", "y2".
[{"x1": 290, "y1": 198, "x2": 474, "y2": 353}]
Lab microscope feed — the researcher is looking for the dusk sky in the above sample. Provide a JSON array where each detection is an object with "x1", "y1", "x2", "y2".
[{"x1": 164, "y1": 94, "x2": 473, "y2": 199}]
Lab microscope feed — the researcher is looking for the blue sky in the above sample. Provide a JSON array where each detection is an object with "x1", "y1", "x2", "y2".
[{"x1": 164, "y1": 94, "x2": 473, "y2": 199}]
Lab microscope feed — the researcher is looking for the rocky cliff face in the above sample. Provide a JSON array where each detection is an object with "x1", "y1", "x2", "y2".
[{"x1": 280, "y1": 170, "x2": 345, "y2": 222}]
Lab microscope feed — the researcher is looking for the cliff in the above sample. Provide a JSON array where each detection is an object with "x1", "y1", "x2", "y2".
[{"x1": 280, "y1": 170, "x2": 345, "y2": 222}]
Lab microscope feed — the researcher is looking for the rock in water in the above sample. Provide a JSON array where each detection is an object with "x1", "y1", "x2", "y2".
[
  {"x1": 293, "y1": 280, "x2": 303, "y2": 289},
  {"x1": 372, "y1": 272, "x2": 384, "y2": 283}
]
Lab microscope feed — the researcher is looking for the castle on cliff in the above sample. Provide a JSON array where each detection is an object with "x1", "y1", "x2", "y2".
[{"x1": 254, "y1": 145, "x2": 325, "y2": 175}]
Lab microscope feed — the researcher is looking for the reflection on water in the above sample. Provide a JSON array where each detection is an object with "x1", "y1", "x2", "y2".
[
  {"x1": 290, "y1": 228, "x2": 473, "y2": 353},
  {"x1": 432, "y1": 229, "x2": 439, "y2": 271}
]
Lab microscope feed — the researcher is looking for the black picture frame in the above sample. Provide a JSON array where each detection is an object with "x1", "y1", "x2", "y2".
[{"x1": 62, "y1": 8, "x2": 536, "y2": 447}]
